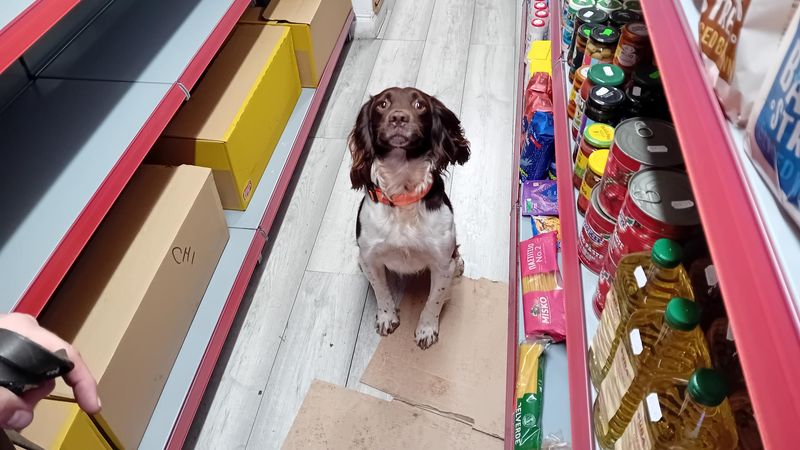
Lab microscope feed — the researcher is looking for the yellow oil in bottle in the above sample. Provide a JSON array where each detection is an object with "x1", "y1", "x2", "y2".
[
  {"x1": 614, "y1": 368, "x2": 738, "y2": 449},
  {"x1": 593, "y1": 298, "x2": 711, "y2": 449},
  {"x1": 589, "y1": 239, "x2": 694, "y2": 388}
]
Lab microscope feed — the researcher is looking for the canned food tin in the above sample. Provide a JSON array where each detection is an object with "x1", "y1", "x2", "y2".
[
  {"x1": 592, "y1": 169, "x2": 700, "y2": 314},
  {"x1": 597, "y1": 118, "x2": 683, "y2": 218},
  {"x1": 579, "y1": 186, "x2": 616, "y2": 273}
]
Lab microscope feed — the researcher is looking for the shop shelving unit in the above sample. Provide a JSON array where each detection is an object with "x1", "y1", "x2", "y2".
[
  {"x1": 0, "y1": 0, "x2": 79, "y2": 73},
  {"x1": 0, "y1": 1, "x2": 354, "y2": 448},
  {"x1": 509, "y1": 0, "x2": 800, "y2": 448}
]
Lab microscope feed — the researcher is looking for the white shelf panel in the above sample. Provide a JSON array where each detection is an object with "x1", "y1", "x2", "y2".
[
  {"x1": 41, "y1": 0, "x2": 237, "y2": 83},
  {"x1": 138, "y1": 227, "x2": 256, "y2": 450},
  {"x1": 225, "y1": 88, "x2": 315, "y2": 230},
  {"x1": 0, "y1": 1, "x2": 31, "y2": 31},
  {"x1": 0, "y1": 78, "x2": 171, "y2": 312}
]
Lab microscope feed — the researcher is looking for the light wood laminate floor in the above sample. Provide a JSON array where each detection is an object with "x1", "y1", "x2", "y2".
[{"x1": 185, "y1": 1, "x2": 516, "y2": 448}]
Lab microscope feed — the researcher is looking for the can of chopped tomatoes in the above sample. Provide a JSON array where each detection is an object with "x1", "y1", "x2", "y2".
[
  {"x1": 579, "y1": 186, "x2": 616, "y2": 274},
  {"x1": 592, "y1": 169, "x2": 700, "y2": 315},
  {"x1": 597, "y1": 118, "x2": 683, "y2": 218}
]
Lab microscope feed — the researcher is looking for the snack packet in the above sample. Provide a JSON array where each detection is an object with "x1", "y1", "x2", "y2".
[
  {"x1": 745, "y1": 7, "x2": 800, "y2": 227},
  {"x1": 699, "y1": 0, "x2": 799, "y2": 127},
  {"x1": 522, "y1": 180, "x2": 558, "y2": 216},
  {"x1": 532, "y1": 216, "x2": 561, "y2": 249},
  {"x1": 519, "y1": 232, "x2": 560, "y2": 295},
  {"x1": 520, "y1": 111, "x2": 555, "y2": 182},
  {"x1": 523, "y1": 289, "x2": 566, "y2": 342},
  {"x1": 515, "y1": 340, "x2": 547, "y2": 450}
]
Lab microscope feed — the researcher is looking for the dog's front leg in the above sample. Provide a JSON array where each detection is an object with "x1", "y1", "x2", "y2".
[
  {"x1": 415, "y1": 258, "x2": 458, "y2": 349},
  {"x1": 360, "y1": 256, "x2": 400, "y2": 336}
]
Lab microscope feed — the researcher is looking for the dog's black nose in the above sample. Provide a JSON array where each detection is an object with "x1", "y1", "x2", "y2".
[{"x1": 388, "y1": 110, "x2": 409, "y2": 126}]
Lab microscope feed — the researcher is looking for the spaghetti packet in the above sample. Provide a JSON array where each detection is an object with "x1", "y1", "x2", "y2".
[
  {"x1": 515, "y1": 340, "x2": 548, "y2": 450},
  {"x1": 520, "y1": 232, "x2": 560, "y2": 295}
]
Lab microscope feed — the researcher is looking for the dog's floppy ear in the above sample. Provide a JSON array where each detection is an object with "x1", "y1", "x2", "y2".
[
  {"x1": 429, "y1": 95, "x2": 470, "y2": 169},
  {"x1": 349, "y1": 97, "x2": 375, "y2": 190}
]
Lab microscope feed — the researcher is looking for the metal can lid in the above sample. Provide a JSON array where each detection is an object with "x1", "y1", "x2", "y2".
[
  {"x1": 578, "y1": 23, "x2": 599, "y2": 39},
  {"x1": 587, "y1": 64, "x2": 625, "y2": 87},
  {"x1": 588, "y1": 85, "x2": 626, "y2": 110},
  {"x1": 591, "y1": 185, "x2": 615, "y2": 221},
  {"x1": 590, "y1": 26, "x2": 620, "y2": 44},
  {"x1": 596, "y1": 0, "x2": 623, "y2": 12},
  {"x1": 610, "y1": 9, "x2": 642, "y2": 27},
  {"x1": 624, "y1": 0, "x2": 642, "y2": 13},
  {"x1": 577, "y1": 7, "x2": 608, "y2": 24},
  {"x1": 628, "y1": 169, "x2": 700, "y2": 227},
  {"x1": 625, "y1": 22, "x2": 649, "y2": 38},
  {"x1": 584, "y1": 123, "x2": 615, "y2": 148},
  {"x1": 588, "y1": 149, "x2": 610, "y2": 175},
  {"x1": 633, "y1": 66, "x2": 662, "y2": 88},
  {"x1": 570, "y1": 0, "x2": 595, "y2": 12},
  {"x1": 614, "y1": 118, "x2": 683, "y2": 166}
]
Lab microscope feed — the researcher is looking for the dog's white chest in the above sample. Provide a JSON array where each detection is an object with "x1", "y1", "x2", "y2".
[{"x1": 357, "y1": 200, "x2": 455, "y2": 274}]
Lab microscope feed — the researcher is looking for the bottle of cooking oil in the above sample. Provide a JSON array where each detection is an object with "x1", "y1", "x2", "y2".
[
  {"x1": 588, "y1": 238, "x2": 694, "y2": 388},
  {"x1": 593, "y1": 297, "x2": 711, "y2": 449},
  {"x1": 614, "y1": 368, "x2": 738, "y2": 449}
]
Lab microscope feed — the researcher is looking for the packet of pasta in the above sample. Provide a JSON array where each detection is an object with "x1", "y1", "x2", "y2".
[
  {"x1": 515, "y1": 340, "x2": 547, "y2": 450},
  {"x1": 523, "y1": 289, "x2": 566, "y2": 342},
  {"x1": 520, "y1": 232, "x2": 560, "y2": 295}
]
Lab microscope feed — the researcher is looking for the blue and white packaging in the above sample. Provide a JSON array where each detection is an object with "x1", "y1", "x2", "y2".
[{"x1": 746, "y1": 9, "x2": 800, "y2": 228}]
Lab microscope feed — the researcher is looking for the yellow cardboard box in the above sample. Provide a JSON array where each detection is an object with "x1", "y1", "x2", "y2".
[
  {"x1": 238, "y1": 0, "x2": 351, "y2": 87},
  {"x1": 528, "y1": 40, "x2": 552, "y2": 77},
  {"x1": 38, "y1": 165, "x2": 229, "y2": 448},
  {"x1": 19, "y1": 400, "x2": 111, "y2": 449},
  {"x1": 151, "y1": 25, "x2": 301, "y2": 210}
]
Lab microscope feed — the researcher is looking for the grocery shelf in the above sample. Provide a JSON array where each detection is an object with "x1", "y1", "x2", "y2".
[
  {"x1": 0, "y1": 0, "x2": 78, "y2": 74},
  {"x1": 643, "y1": 1, "x2": 800, "y2": 447},
  {"x1": 5, "y1": 0, "x2": 249, "y2": 316},
  {"x1": 138, "y1": 12, "x2": 352, "y2": 450}
]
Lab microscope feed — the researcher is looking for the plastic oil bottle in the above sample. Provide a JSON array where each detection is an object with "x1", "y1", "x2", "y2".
[
  {"x1": 593, "y1": 297, "x2": 711, "y2": 449},
  {"x1": 614, "y1": 368, "x2": 738, "y2": 449},
  {"x1": 589, "y1": 239, "x2": 694, "y2": 388}
]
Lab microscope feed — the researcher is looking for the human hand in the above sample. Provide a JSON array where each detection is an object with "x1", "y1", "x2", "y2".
[{"x1": 0, "y1": 313, "x2": 99, "y2": 430}]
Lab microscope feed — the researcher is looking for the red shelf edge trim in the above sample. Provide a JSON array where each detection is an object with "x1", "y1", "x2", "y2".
[
  {"x1": 12, "y1": 0, "x2": 252, "y2": 317},
  {"x1": 504, "y1": 2, "x2": 527, "y2": 448},
  {"x1": 548, "y1": 3, "x2": 594, "y2": 449},
  {"x1": 0, "y1": 0, "x2": 79, "y2": 74},
  {"x1": 643, "y1": 1, "x2": 800, "y2": 448},
  {"x1": 164, "y1": 12, "x2": 353, "y2": 450}
]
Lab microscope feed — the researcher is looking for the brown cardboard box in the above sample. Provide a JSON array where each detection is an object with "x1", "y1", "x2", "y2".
[
  {"x1": 39, "y1": 165, "x2": 229, "y2": 449},
  {"x1": 260, "y1": 0, "x2": 351, "y2": 87},
  {"x1": 150, "y1": 26, "x2": 300, "y2": 210}
]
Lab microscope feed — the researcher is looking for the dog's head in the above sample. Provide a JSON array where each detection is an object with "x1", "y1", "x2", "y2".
[{"x1": 348, "y1": 87, "x2": 470, "y2": 190}]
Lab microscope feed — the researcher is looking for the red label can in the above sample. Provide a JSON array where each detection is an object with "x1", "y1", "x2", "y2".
[
  {"x1": 579, "y1": 186, "x2": 616, "y2": 274},
  {"x1": 592, "y1": 169, "x2": 700, "y2": 315},
  {"x1": 597, "y1": 118, "x2": 683, "y2": 218}
]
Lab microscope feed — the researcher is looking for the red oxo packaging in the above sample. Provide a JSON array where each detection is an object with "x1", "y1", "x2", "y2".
[{"x1": 523, "y1": 289, "x2": 566, "y2": 342}]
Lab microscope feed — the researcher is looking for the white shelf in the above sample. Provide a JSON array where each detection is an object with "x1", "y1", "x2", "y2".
[
  {"x1": 0, "y1": 78, "x2": 171, "y2": 312},
  {"x1": 0, "y1": 1, "x2": 32, "y2": 31},
  {"x1": 41, "y1": 0, "x2": 238, "y2": 83}
]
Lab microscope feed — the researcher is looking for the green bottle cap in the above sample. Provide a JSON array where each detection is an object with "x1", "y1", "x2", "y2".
[
  {"x1": 688, "y1": 368, "x2": 729, "y2": 407},
  {"x1": 587, "y1": 64, "x2": 625, "y2": 87},
  {"x1": 664, "y1": 297, "x2": 700, "y2": 331},
  {"x1": 651, "y1": 239, "x2": 683, "y2": 269}
]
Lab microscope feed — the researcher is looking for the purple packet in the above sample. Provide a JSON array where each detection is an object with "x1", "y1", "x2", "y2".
[{"x1": 522, "y1": 180, "x2": 558, "y2": 216}]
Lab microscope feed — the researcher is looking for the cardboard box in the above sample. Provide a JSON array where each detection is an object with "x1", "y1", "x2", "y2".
[
  {"x1": 528, "y1": 40, "x2": 552, "y2": 78},
  {"x1": 260, "y1": 0, "x2": 351, "y2": 87},
  {"x1": 38, "y1": 165, "x2": 229, "y2": 448},
  {"x1": 18, "y1": 400, "x2": 111, "y2": 450},
  {"x1": 151, "y1": 25, "x2": 301, "y2": 210}
]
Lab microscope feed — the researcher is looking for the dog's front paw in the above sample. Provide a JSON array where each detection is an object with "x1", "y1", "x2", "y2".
[
  {"x1": 415, "y1": 323, "x2": 439, "y2": 350},
  {"x1": 375, "y1": 310, "x2": 400, "y2": 336}
]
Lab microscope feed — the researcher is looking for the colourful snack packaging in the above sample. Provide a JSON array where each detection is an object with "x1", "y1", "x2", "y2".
[
  {"x1": 522, "y1": 180, "x2": 558, "y2": 216},
  {"x1": 520, "y1": 111, "x2": 555, "y2": 182},
  {"x1": 519, "y1": 232, "x2": 560, "y2": 295},
  {"x1": 523, "y1": 289, "x2": 567, "y2": 342},
  {"x1": 515, "y1": 340, "x2": 547, "y2": 450},
  {"x1": 532, "y1": 216, "x2": 561, "y2": 249}
]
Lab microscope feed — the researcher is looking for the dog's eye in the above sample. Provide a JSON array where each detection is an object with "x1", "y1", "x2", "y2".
[
  {"x1": 378, "y1": 100, "x2": 388, "y2": 109},
  {"x1": 413, "y1": 100, "x2": 425, "y2": 110}
]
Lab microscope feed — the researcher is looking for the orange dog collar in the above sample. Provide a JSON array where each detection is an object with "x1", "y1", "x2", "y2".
[{"x1": 367, "y1": 184, "x2": 432, "y2": 207}]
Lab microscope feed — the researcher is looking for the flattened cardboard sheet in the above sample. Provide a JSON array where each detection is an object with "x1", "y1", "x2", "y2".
[
  {"x1": 283, "y1": 381, "x2": 502, "y2": 449},
  {"x1": 362, "y1": 277, "x2": 508, "y2": 438}
]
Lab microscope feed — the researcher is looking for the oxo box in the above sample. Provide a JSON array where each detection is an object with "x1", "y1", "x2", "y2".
[{"x1": 38, "y1": 165, "x2": 228, "y2": 449}]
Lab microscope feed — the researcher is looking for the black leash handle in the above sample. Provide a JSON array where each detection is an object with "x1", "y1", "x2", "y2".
[{"x1": 0, "y1": 329, "x2": 74, "y2": 396}]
